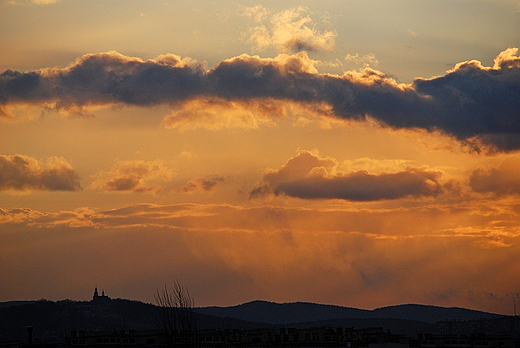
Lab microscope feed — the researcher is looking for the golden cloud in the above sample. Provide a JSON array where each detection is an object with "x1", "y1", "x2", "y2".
[
  {"x1": 91, "y1": 160, "x2": 173, "y2": 195},
  {"x1": 242, "y1": 6, "x2": 337, "y2": 53},
  {"x1": 0, "y1": 154, "x2": 81, "y2": 192}
]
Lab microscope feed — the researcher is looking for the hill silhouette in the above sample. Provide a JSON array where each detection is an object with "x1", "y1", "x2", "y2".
[
  {"x1": 0, "y1": 298, "x2": 504, "y2": 344},
  {"x1": 196, "y1": 300, "x2": 502, "y2": 325},
  {"x1": 0, "y1": 299, "x2": 269, "y2": 344}
]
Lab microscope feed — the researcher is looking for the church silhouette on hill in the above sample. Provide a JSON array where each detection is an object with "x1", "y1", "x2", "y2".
[{"x1": 91, "y1": 287, "x2": 110, "y2": 302}]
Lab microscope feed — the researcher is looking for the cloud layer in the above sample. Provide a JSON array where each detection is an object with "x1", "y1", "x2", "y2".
[
  {"x1": 0, "y1": 154, "x2": 80, "y2": 192},
  {"x1": 1, "y1": 48, "x2": 520, "y2": 151},
  {"x1": 1, "y1": 201, "x2": 519, "y2": 313}
]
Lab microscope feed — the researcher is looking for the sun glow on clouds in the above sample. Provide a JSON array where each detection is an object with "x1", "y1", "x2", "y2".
[
  {"x1": 1, "y1": 198, "x2": 520, "y2": 310},
  {"x1": 163, "y1": 98, "x2": 281, "y2": 131},
  {"x1": 1, "y1": 1, "x2": 520, "y2": 314},
  {"x1": 1, "y1": 160, "x2": 520, "y2": 311},
  {"x1": 2, "y1": 46, "x2": 520, "y2": 310}
]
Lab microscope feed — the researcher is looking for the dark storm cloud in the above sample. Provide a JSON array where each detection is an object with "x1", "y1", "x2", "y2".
[
  {"x1": 0, "y1": 52, "x2": 207, "y2": 110},
  {"x1": 1, "y1": 48, "x2": 520, "y2": 151},
  {"x1": 250, "y1": 151, "x2": 444, "y2": 201},
  {"x1": 0, "y1": 155, "x2": 81, "y2": 192}
]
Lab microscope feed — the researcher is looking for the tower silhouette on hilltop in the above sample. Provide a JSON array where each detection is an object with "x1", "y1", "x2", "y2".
[{"x1": 92, "y1": 286, "x2": 110, "y2": 302}]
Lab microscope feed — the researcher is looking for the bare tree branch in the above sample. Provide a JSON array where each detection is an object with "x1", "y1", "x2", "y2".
[{"x1": 155, "y1": 280, "x2": 197, "y2": 347}]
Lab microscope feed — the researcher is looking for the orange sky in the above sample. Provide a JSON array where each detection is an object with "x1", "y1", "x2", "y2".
[{"x1": 1, "y1": 0, "x2": 520, "y2": 315}]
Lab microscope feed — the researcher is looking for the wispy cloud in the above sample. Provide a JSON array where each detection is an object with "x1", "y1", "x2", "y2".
[
  {"x1": 3, "y1": 0, "x2": 59, "y2": 5},
  {"x1": 1, "y1": 48, "x2": 520, "y2": 152},
  {"x1": 407, "y1": 29, "x2": 418, "y2": 38},
  {"x1": 180, "y1": 176, "x2": 224, "y2": 194},
  {"x1": 31, "y1": 0, "x2": 58, "y2": 4},
  {"x1": 241, "y1": 5, "x2": 337, "y2": 53},
  {"x1": 344, "y1": 53, "x2": 379, "y2": 69},
  {"x1": 0, "y1": 154, "x2": 80, "y2": 192}
]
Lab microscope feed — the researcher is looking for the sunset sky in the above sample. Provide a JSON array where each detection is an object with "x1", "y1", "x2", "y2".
[{"x1": 1, "y1": 0, "x2": 520, "y2": 315}]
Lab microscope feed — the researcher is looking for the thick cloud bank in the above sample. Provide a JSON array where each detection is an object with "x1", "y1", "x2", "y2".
[
  {"x1": 250, "y1": 151, "x2": 444, "y2": 201},
  {"x1": 0, "y1": 154, "x2": 80, "y2": 192},
  {"x1": 1, "y1": 48, "x2": 520, "y2": 151}
]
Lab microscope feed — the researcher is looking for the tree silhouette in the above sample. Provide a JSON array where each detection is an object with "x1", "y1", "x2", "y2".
[{"x1": 155, "y1": 281, "x2": 197, "y2": 347}]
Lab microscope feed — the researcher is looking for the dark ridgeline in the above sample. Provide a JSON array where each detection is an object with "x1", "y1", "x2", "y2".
[
  {"x1": 0, "y1": 291, "x2": 517, "y2": 348},
  {"x1": 196, "y1": 301, "x2": 505, "y2": 325}
]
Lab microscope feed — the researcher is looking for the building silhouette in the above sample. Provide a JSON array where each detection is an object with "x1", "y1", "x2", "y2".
[{"x1": 91, "y1": 287, "x2": 110, "y2": 303}]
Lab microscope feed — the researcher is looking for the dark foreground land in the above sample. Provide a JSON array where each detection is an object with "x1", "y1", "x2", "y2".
[{"x1": 1, "y1": 297, "x2": 518, "y2": 348}]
